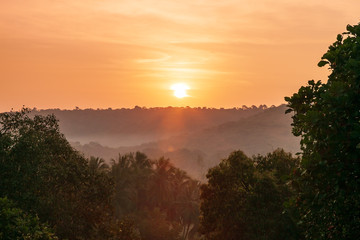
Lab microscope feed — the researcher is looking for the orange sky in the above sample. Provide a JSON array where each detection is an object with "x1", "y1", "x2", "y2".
[{"x1": 1, "y1": 0, "x2": 359, "y2": 111}]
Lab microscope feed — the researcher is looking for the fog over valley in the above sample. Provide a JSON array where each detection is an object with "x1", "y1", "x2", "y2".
[{"x1": 31, "y1": 105, "x2": 299, "y2": 179}]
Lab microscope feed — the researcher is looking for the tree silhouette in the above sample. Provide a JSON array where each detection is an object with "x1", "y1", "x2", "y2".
[
  {"x1": 285, "y1": 22, "x2": 360, "y2": 239},
  {"x1": 148, "y1": 157, "x2": 175, "y2": 209},
  {"x1": 88, "y1": 156, "x2": 109, "y2": 173}
]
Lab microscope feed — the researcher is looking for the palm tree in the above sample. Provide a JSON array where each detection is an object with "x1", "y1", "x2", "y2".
[
  {"x1": 167, "y1": 168, "x2": 190, "y2": 222},
  {"x1": 130, "y1": 152, "x2": 153, "y2": 210},
  {"x1": 88, "y1": 156, "x2": 109, "y2": 174},
  {"x1": 110, "y1": 154, "x2": 136, "y2": 218},
  {"x1": 177, "y1": 179, "x2": 200, "y2": 240},
  {"x1": 147, "y1": 157, "x2": 175, "y2": 210}
]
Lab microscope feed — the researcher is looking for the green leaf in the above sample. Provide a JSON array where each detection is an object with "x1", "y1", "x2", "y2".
[
  {"x1": 336, "y1": 34, "x2": 343, "y2": 42},
  {"x1": 317, "y1": 60, "x2": 328, "y2": 67}
]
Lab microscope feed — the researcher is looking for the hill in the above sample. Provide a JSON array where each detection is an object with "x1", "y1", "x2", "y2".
[
  {"x1": 31, "y1": 105, "x2": 267, "y2": 146},
  {"x1": 62, "y1": 105, "x2": 299, "y2": 179}
]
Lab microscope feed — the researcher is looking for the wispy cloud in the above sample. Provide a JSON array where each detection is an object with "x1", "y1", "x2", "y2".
[{"x1": 0, "y1": 0, "x2": 359, "y2": 110}]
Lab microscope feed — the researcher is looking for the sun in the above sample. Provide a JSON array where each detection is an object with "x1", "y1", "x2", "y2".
[{"x1": 170, "y1": 83, "x2": 190, "y2": 98}]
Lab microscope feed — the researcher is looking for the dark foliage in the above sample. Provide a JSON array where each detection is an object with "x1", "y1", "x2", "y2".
[
  {"x1": 0, "y1": 109, "x2": 113, "y2": 239},
  {"x1": 285, "y1": 23, "x2": 360, "y2": 239},
  {"x1": 110, "y1": 153, "x2": 201, "y2": 240},
  {"x1": 199, "y1": 149, "x2": 301, "y2": 240},
  {"x1": 0, "y1": 109, "x2": 201, "y2": 240}
]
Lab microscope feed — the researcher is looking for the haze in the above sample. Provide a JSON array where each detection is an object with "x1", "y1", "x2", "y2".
[{"x1": 1, "y1": 0, "x2": 359, "y2": 111}]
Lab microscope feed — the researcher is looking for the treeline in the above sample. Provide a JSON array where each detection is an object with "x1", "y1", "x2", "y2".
[
  {"x1": 32, "y1": 104, "x2": 273, "y2": 111},
  {"x1": 29, "y1": 104, "x2": 269, "y2": 147}
]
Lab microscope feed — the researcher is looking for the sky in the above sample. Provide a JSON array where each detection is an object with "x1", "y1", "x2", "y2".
[{"x1": 0, "y1": 0, "x2": 359, "y2": 111}]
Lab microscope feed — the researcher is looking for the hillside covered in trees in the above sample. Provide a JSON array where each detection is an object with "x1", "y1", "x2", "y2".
[
  {"x1": 32, "y1": 104, "x2": 299, "y2": 179},
  {"x1": 30, "y1": 105, "x2": 269, "y2": 147}
]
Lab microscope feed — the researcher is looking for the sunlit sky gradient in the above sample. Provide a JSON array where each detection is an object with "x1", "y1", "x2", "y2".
[{"x1": 1, "y1": 0, "x2": 359, "y2": 111}]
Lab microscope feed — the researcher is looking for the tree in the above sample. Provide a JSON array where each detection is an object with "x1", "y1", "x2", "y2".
[
  {"x1": 110, "y1": 152, "x2": 152, "y2": 217},
  {"x1": 0, "y1": 109, "x2": 113, "y2": 240},
  {"x1": 285, "y1": 23, "x2": 360, "y2": 239},
  {"x1": 88, "y1": 156, "x2": 109, "y2": 173},
  {"x1": 148, "y1": 157, "x2": 175, "y2": 209},
  {"x1": 251, "y1": 149, "x2": 302, "y2": 240},
  {"x1": 176, "y1": 179, "x2": 200, "y2": 240},
  {"x1": 199, "y1": 150, "x2": 300, "y2": 240}
]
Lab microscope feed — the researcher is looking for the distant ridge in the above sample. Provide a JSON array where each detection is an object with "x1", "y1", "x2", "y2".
[
  {"x1": 44, "y1": 104, "x2": 300, "y2": 179},
  {"x1": 30, "y1": 105, "x2": 270, "y2": 147}
]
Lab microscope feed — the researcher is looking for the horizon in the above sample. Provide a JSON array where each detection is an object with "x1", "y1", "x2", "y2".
[
  {"x1": 8, "y1": 103, "x2": 281, "y2": 112},
  {"x1": 20, "y1": 103, "x2": 295, "y2": 151}
]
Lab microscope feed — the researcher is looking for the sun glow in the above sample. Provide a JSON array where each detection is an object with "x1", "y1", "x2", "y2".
[{"x1": 170, "y1": 83, "x2": 190, "y2": 98}]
